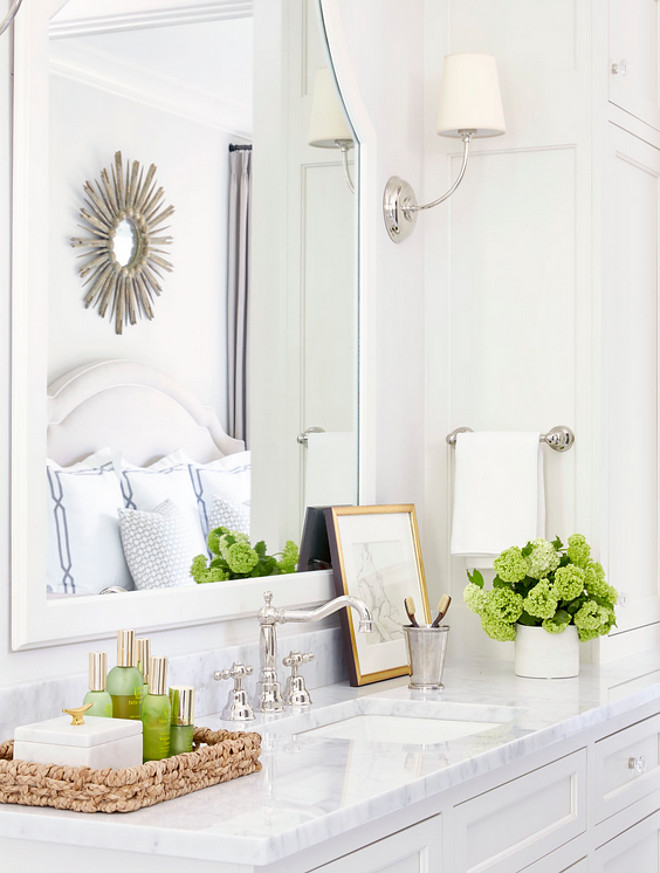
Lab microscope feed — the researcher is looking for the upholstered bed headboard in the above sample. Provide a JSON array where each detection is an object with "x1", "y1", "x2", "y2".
[{"x1": 47, "y1": 359, "x2": 244, "y2": 466}]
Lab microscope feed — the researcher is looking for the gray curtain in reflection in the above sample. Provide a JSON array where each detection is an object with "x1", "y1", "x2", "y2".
[{"x1": 227, "y1": 144, "x2": 252, "y2": 446}]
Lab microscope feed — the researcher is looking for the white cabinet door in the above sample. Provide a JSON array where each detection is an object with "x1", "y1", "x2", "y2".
[
  {"x1": 593, "y1": 808, "x2": 660, "y2": 872},
  {"x1": 312, "y1": 816, "x2": 441, "y2": 873},
  {"x1": 608, "y1": 0, "x2": 660, "y2": 131},
  {"x1": 601, "y1": 123, "x2": 660, "y2": 636}
]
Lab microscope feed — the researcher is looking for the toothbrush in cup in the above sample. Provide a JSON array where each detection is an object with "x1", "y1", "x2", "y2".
[
  {"x1": 404, "y1": 596, "x2": 419, "y2": 627},
  {"x1": 431, "y1": 594, "x2": 452, "y2": 628}
]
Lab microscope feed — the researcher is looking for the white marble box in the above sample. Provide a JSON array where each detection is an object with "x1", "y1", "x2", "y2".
[{"x1": 14, "y1": 715, "x2": 143, "y2": 769}]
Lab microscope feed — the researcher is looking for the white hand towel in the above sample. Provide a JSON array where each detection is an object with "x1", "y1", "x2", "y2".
[
  {"x1": 450, "y1": 431, "x2": 545, "y2": 563},
  {"x1": 304, "y1": 432, "x2": 357, "y2": 507}
]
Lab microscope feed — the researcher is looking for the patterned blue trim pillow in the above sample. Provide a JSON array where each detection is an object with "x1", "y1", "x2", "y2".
[{"x1": 46, "y1": 451, "x2": 133, "y2": 596}]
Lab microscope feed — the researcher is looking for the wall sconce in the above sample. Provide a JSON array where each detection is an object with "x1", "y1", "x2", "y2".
[
  {"x1": 383, "y1": 53, "x2": 505, "y2": 243},
  {"x1": 309, "y1": 68, "x2": 355, "y2": 194}
]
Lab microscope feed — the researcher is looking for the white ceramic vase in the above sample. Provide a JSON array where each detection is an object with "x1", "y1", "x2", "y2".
[{"x1": 514, "y1": 624, "x2": 579, "y2": 679}]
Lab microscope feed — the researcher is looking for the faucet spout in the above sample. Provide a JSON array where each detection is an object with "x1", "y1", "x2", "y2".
[{"x1": 279, "y1": 594, "x2": 374, "y2": 632}]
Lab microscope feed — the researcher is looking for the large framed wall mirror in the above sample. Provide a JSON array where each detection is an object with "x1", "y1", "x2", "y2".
[{"x1": 11, "y1": 0, "x2": 360, "y2": 649}]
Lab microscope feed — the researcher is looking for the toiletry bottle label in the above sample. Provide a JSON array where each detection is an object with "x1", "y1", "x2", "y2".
[{"x1": 111, "y1": 689, "x2": 142, "y2": 720}]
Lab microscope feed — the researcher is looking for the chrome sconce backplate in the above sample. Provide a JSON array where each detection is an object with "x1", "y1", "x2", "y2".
[{"x1": 383, "y1": 176, "x2": 418, "y2": 243}]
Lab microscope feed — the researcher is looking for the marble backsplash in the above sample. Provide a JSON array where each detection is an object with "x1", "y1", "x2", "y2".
[{"x1": 0, "y1": 626, "x2": 346, "y2": 738}]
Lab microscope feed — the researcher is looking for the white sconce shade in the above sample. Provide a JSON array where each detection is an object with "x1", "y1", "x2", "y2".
[
  {"x1": 436, "y1": 53, "x2": 506, "y2": 138},
  {"x1": 308, "y1": 67, "x2": 353, "y2": 148}
]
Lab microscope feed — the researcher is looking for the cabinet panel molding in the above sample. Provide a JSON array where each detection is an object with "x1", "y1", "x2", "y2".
[{"x1": 452, "y1": 750, "x2": 587, "y2": 873}]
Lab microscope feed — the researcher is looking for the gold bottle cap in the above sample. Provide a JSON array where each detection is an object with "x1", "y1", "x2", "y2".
[
  {"x1": 169, "y1": 685, "x2": 195, "y2": 725},
  {"x1": 148, "y1": 656, "x2": 168, "y2": 696},
  {"x1": 136, "y1": 638, "x2": 151, "y2": 682},
  {"x1": 116, "y1": 629, "x2": 136, "y2": 667},
  {"x1": 88, "y1": 651, "x2": 107, "y2": 691}
]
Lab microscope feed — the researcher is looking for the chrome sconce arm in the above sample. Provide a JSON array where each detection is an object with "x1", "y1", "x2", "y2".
[{"x1": 383, "y1": 131, "x2": 473, "y2": 243}]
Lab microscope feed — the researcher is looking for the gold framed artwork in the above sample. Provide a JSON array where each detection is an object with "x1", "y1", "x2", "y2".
[{"x1": 324, "y1": 504, "x2": 430, "y2": 686}]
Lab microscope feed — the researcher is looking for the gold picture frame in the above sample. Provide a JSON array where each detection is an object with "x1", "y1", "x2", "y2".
[{"x1": 325, "y1": 504, "x2": 431, "y2": 686}]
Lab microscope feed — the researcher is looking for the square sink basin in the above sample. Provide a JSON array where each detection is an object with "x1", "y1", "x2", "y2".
[
  {"x1": 259, "y1": 695, "x2": 520, "y2": 748},
  {"x1": 298, "y1": 713, "x2": 504, "y2": 744}
]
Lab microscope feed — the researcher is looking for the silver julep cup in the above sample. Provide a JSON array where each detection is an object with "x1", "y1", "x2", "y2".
[{"x1": 403, "y1": 625, "x2": 449, "y2": 690}]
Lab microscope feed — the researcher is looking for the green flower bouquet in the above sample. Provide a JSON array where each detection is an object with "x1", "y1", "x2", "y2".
[
  {"x1": 190, "y1": 527, "x2": 299, "y2": 583},
  {"x1": 463, "y1": 534, "x2": 618, "y2": 643}
]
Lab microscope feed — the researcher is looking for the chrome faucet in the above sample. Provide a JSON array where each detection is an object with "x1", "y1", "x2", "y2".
[{"x1": 255, "y1": 590, "x2": 373, "y2": 713}]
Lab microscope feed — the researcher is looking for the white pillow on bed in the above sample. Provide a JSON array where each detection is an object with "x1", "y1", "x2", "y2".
[
  {"x1": 118, "y1": 499, "x2": 198, "y2": 591},
  {"x1": 46, "y1": 450, "x2": 133, "y2": 596},
  {"x1": 184, "y1": 450, "x2": 251, "y2": 536},
  {"x1": 207, "y1": 494, "x2": 250, "y2": 536},
  {"x1": 118, "y1": 452, "x2": 207, "y2": 556}
]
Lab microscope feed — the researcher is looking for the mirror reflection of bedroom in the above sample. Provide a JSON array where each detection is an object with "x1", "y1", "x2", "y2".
[{"x1": 44, "y1": 0, "x2": 357, "y2": 603}]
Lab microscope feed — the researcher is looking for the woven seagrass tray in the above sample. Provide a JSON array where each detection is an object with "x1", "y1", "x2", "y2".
[{"x1": 0, "y1": 726, "x2": 261, "y2": 814}]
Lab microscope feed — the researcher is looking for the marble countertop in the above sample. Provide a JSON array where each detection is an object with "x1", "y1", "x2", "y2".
[{"x1": 3, "y1": 651, "x2": 660, "y2": 867}]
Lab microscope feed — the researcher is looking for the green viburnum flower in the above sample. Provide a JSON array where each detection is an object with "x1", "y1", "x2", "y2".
[
  {"x1": 225, "y1": 541, "x2": 259, "y2": 574},
  {"x1": 574, "y1": 599, "x2": 610, "y2": 634},
  {"x1": 190, "y1": 555, "x2": 230, "y2": 584},
  {"x1": 493, "y1": 547, "x2": 530, "y2": 583},
  {"x1": 207, "y1": 527, "x2": 228, "y2": 556},
  {"x1": 480, "y1": 613, "x2": 517, "y2": 642},
  {"x1": 464, "y1": 582, "x2": 488, "y2": 615},
  {"x1": 553, "y1": 564, "x2": 585, "y2": 601},
  {"x1": 584, "y1": 562, "x2": 618, "y2": 607},
  {"x1": 483, "y1": 587, "x2": 524, "y2": 624},
  {"x1": 527, "y1": 538, "x2": 561, "y2": 580},
  {"x1": 542, "y1": 609, "x2": 572, "y2": 634},
  {"x1": 522, "y1": 578, "x2": 559, "y2": 619},
  {"x1": 277, "y1": 540, "x2": 299, "y2": 574},
  {"x1": 566, "y1": 533, "x2": 591, "y2": 568},
  {"x1": 218, "y1": 532, "x2": 250, "y2": 562},
  {"x1": 574, "y1": 603, "x2": 616, "y2": 642}
]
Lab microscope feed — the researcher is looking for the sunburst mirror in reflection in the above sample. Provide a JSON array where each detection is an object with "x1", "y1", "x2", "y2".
[{"x1": 71, "y1": 151, "x2": 174, "y2": 334}]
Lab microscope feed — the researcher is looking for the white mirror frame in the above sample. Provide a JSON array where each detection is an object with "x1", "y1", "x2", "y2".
[{"x1": 10, "y1": 0, "x2": 337, "y2": 650}]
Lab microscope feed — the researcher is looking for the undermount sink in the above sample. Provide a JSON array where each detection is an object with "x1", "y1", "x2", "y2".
[
  {"x1": 298, "y1": 713, "x2": 504, "y2": 744},
  {"x1": 259, "y1": 694, "x2": 520, "y2": 748}
]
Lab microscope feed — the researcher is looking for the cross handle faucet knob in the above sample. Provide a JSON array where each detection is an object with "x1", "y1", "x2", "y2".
[
  {"x1": 283, "y1": 650, "x2": 314, "y2": 671},
  {"x1": 214, "y1": 662, "x2": 254, "y2": 688}
]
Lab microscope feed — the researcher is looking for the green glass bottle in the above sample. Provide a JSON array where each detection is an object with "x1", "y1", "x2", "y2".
[
  {"x1": 106, "y1": 629, "x2": 143, "y2": 720},
  {"x1": 142, "y1": 656, "x2": 171, "y2": 762},
  {"x1": 83, "y1": 651, "x2": 113, "y2": 717},
  {"x1": 169, "y1": 685, "x2": 195, "y2": 755}
]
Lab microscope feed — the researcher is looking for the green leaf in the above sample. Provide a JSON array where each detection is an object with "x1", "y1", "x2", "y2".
[
  {"x1": 521, "y1": 543, "x2": 533, "y2": 557},
  {"x1": 492, "y1": 575, "x2": 509, "y2": 589},
  {"x1": 467, "y1": 569, "x2": 484, "y2": 588},
  {"x1": 552, "y1": 535, "x2": 564, "y2": 551},
  {"x1": 254, "y1": 540, "x2": 267, "y2": 557},
  {"x1": 517, "y1": 610, "x2": 539, "y2": 626}
]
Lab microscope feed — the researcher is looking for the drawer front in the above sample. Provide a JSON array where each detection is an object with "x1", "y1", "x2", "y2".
[
  {"x1": 593, "y1": 711, "x2": 660, "y2": 823},
  {"x1": 452, "y1": 749, "x2": 587, "y2": 873},
  {"x1": 593, "y1": 808, "x2": 660, "y2": 873}
]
